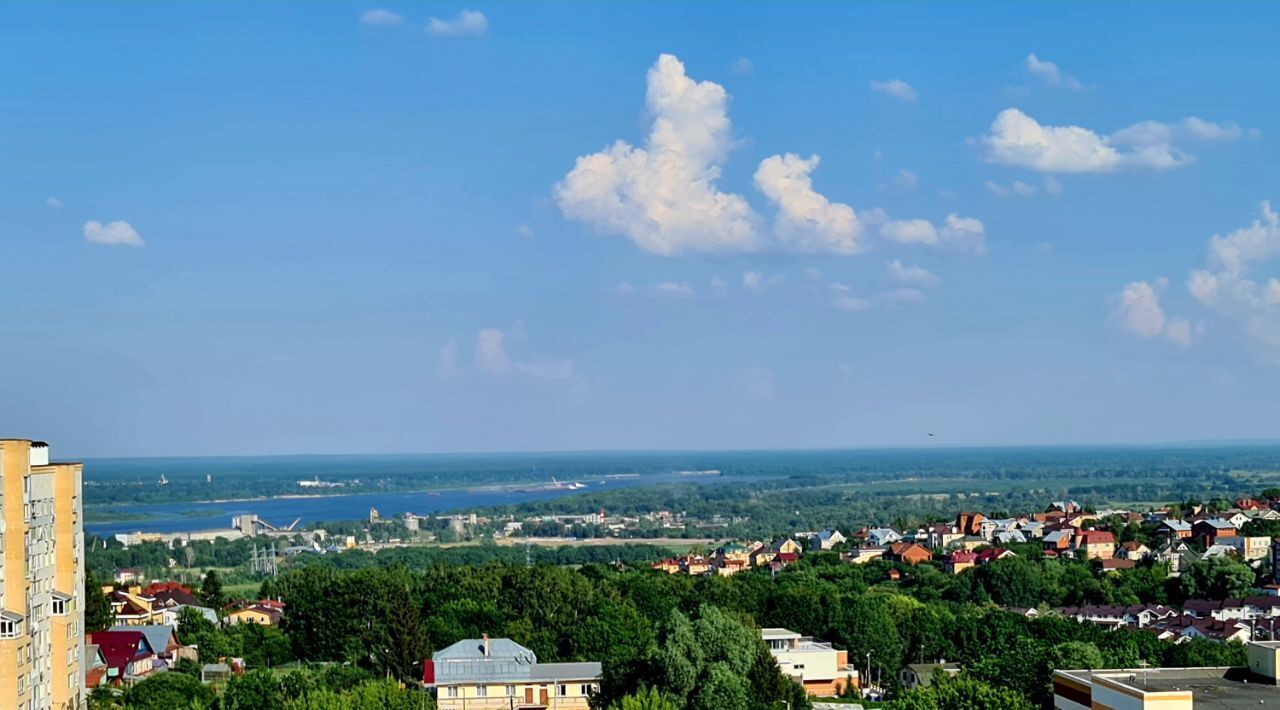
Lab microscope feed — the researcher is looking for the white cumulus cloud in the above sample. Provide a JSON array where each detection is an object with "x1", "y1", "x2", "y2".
[
  {"x1": 982, "y1": 108, "x2": 1244, "y2": 174},
  {"x1": 427, "y1": 10, "x2": 487, "y2": 36},
  {"x1": 869, "y1": 79, "x2": 917, "y2": 102},
  {"x1": 1111, "y1": 278, "x2": 1194, "y2": 348},
  {"x1": 555, "y1": 54, "x2": 758, "y2": 255},
  {"x1": 1181, "y1": 202, "x2": 1280, "y2": 359},
  {"x1": 754, "y1": 153, "x2": 861, "y2": 254},
  {"x1": 881, "y1": 219, "x2": 937, "y2": 246},
  {"x1": 83, "y1": 220, "x2": 143, "y2": 247},
  {"x1": 880, "y1": 214, "x2": 985, "y2": 254}
]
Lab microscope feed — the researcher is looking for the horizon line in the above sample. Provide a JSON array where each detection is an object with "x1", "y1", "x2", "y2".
[{"x1": 70, "y1": 437, "x2": 1280, "y2": 462}]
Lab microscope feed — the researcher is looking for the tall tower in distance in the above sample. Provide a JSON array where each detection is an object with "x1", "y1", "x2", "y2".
[{"x1": 0, "y1": 440, "x2": 85, "y2": 710}]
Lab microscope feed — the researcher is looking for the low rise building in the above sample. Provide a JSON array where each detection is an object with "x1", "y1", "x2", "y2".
[
  {"x1": 1053, "y1": 640, "x2": 1280, "y2": 709},
  {"x1": 761, "y1": 628, "x2": 858, "y2": 696},
  {"x1": 900, "y1": 662, "x2": 960, "y2": 691},
  {"x1": 425, "y1": 636, "x2": 600, "y2": 709}
]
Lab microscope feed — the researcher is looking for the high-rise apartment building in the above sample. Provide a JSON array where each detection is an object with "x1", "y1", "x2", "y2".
[{"x1": 0, "y1": 440, "x2": 84, "y2": 710}]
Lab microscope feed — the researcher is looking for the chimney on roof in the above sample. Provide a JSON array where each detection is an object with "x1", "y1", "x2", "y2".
[{"x1": 482, "y1": 634, "x2": 490, "y2": 657}]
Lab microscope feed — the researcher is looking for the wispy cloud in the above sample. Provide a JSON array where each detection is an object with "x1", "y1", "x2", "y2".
[
  {"x1": 608, "y1": 281, "x2": 695, "y2": 299},
  {"x1": 428, "y1": 10, "x2": 488, "y2": 36},
  {"x1": 887, "y1": 260, "x2": 940, "y2": 288},
  {"x1": 869, "y1": 79, "x2": 917, "y2": 102},
  {"x1": 360, "y1": 8, "x2": 403, "y2": 27},
  {"x1": 1026, "y1": 53, "x2": 1085, "y2": 91},
  {"x1": 472, "y1": 328, "x2": 578, "y2": 381},
  {"x1": 45, "y1": 196, "x2": 63, "y2": 209}
]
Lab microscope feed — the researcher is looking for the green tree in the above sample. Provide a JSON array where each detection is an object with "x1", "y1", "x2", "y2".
[
  {"x1": 84, "y1": 569, "x2": 115, "y2": 633},
  {"x1": 886, "y1": 674, "x2": 1034, "y2": 710},
  {"x1": 690, "y1": 662, "x2": 749, "y2": 710},
  {"x1": 201, "y1": 569, "x2": 227, "y2": 611},
  {"x1": 223, "y1": 669, "x2": 286, "y2": 710},
  {"x1": 1180, "y1": 557, "x2": 1255, "y2": 600},
  {"x1": 122, "y1": 671, "x2": 216, "y2": 710},
  {"x1": 1050, "y1": 641, "x2": 1105, "y2": 670},
  {"x1": 606, "y1": 687, "x2": 680, "y2": 710}
]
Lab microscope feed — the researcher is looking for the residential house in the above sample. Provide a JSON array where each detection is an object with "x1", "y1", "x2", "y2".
[
  {"x1": 899, "y1": 662, "x2": 960, "y2": 691},
  {"x1": 425, "y1": 636, "x2": 600, "y2": 709},
  {"x1": 982, "y1": 518, "x2": 1019, "y2": 541},
  {"x1": 761, "y1": 628, "x2": 859, "y2": 696},
  {"x1": 867, "y1": 528, "x2": 902, "y2": 547},
  {"x1": 1154, "y1": 541, "x2": 1199, "y2": 577},
  {"x1": 1119, "y1": 541, "x2": 1152, "y2": 561},
  {"x1": 1236, "y1": 498, "x2": 1265, "y2": 511},
  {"x1": 845, "y1": 548, "x2": 887, "y2": 565},
  {"x1": 1049, "y1": 500, "x2": 1081, "y2": 514},
  {"x1": 888, "y1": 542, "x2": 932, "y2": 565},
  {"x1": 769, "y1": 538, "x2": 804, "y2": 556},
  {"x1": 924, "y1": 523, "x2": 965, "y2": 550},
  {"x1": 109, "y1": 588, "x2": 164, "y2": 626},
  {"x1": 955, "y1": 512, "x2": 986, "y2": 537},
  {"x1": 85, "y1": 643, "x2": 108, "y2": 689},
  {"x1": 162, "y1": 604, "x2": 218, "y2": 628},
  {"x1": 974, "y1": 548, "x2": 1016, "y2": 564},
  {"x1": 993, "y1": 530, "x2": 1027, "y2": 545},
  {"x1": 769, "y1": 552, "x2": 799, "y2": 573},
  {"x1": 944, "y1": 551, "x2": 976, "y2": 575},
  {"x1": 113, "y1": 568, "x2": 145, "y2": 585},
  {"x1": 650, "y1": 559, "x2": 681, "y2": 574},
  {"x1": 108, "y1": 625, "x2": 197, "y2": 667},
  {"x1": 1158, "y1": 519, "x2": 1193, "y2": 539},
  {"x1": 89, "y1": 629, "x2": 160, "y2": 686},
  {"x1": 1224, "y1": 512, "x2": 1252, "y2": 530},
  {"x1": 1201, "y1": 543, "x2": 1237, "y2": 560},
  {"x1": 1216, "y1": 536, "x2": 1272, "y2": 562},
  {"x1": 1042, "y1": 529, "x2": 1073, "y2": 553},
  {"x1": 1018, "y1": 521, "x2": 1046, "y2": 539},
  {"x1": 1193, "y1": 518, "x2": 1238, "y2": 544},
  {"x1": 227, "y1": 601, "x2": 283, "y2": 626},
  {"x1": 810, "y1": 530, "x2": 847, "y2": 551},
  {"x1": 1073, "y1": 530, "x2": 1116, "y2": 560},
  {"x1": 1098, "y1": 558, "x2": 1135, "y2": 573}
]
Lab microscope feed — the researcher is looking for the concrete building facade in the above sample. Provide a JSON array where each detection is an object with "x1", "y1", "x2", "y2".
[{"x1": 0, "y1": 440, "x2": 85, "y2": 710}]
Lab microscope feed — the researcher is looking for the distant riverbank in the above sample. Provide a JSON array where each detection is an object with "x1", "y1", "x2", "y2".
[{"x1": 83, "y1": 470, "x2": 730, "y2": 537}]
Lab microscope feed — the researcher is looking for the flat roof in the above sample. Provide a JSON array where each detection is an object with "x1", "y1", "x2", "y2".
[
  {"x1": 761, "y1": 628, "x2": 801, "y2": 639},
  {"x1": 1059, "y1": 667, "x2": 1278, "y2": 708}
]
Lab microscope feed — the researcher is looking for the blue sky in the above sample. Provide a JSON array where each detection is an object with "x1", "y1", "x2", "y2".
[{"x1": 3, "y1": 3, "x2": 1279, "y2": 457}]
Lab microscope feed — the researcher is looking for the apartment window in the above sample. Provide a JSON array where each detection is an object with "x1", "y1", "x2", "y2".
[
  {"x1": 505, "y1": 685, "x2": 516, "y2": 696},
  {"x1": 0, "y1": 619, "x2": 21, "y2": 639},
  {"x1": 445, "y1": 687, "x2": 458, "y2": 698},
  {"x1": 477, "y1": 685, "x2": 488, "y2": 697},
  {"x1": 580, "y1": 684, "x2": 591, "y2": 696},
  {"x1": 558, "y1": 684, "x2": 567, "y2": 696},
  {"x1": 51, "y1": 599, "x2": 65, "y2": 616},
  {"x1": 17, "y1": 675, "x2": 23, "y2": 694}
]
